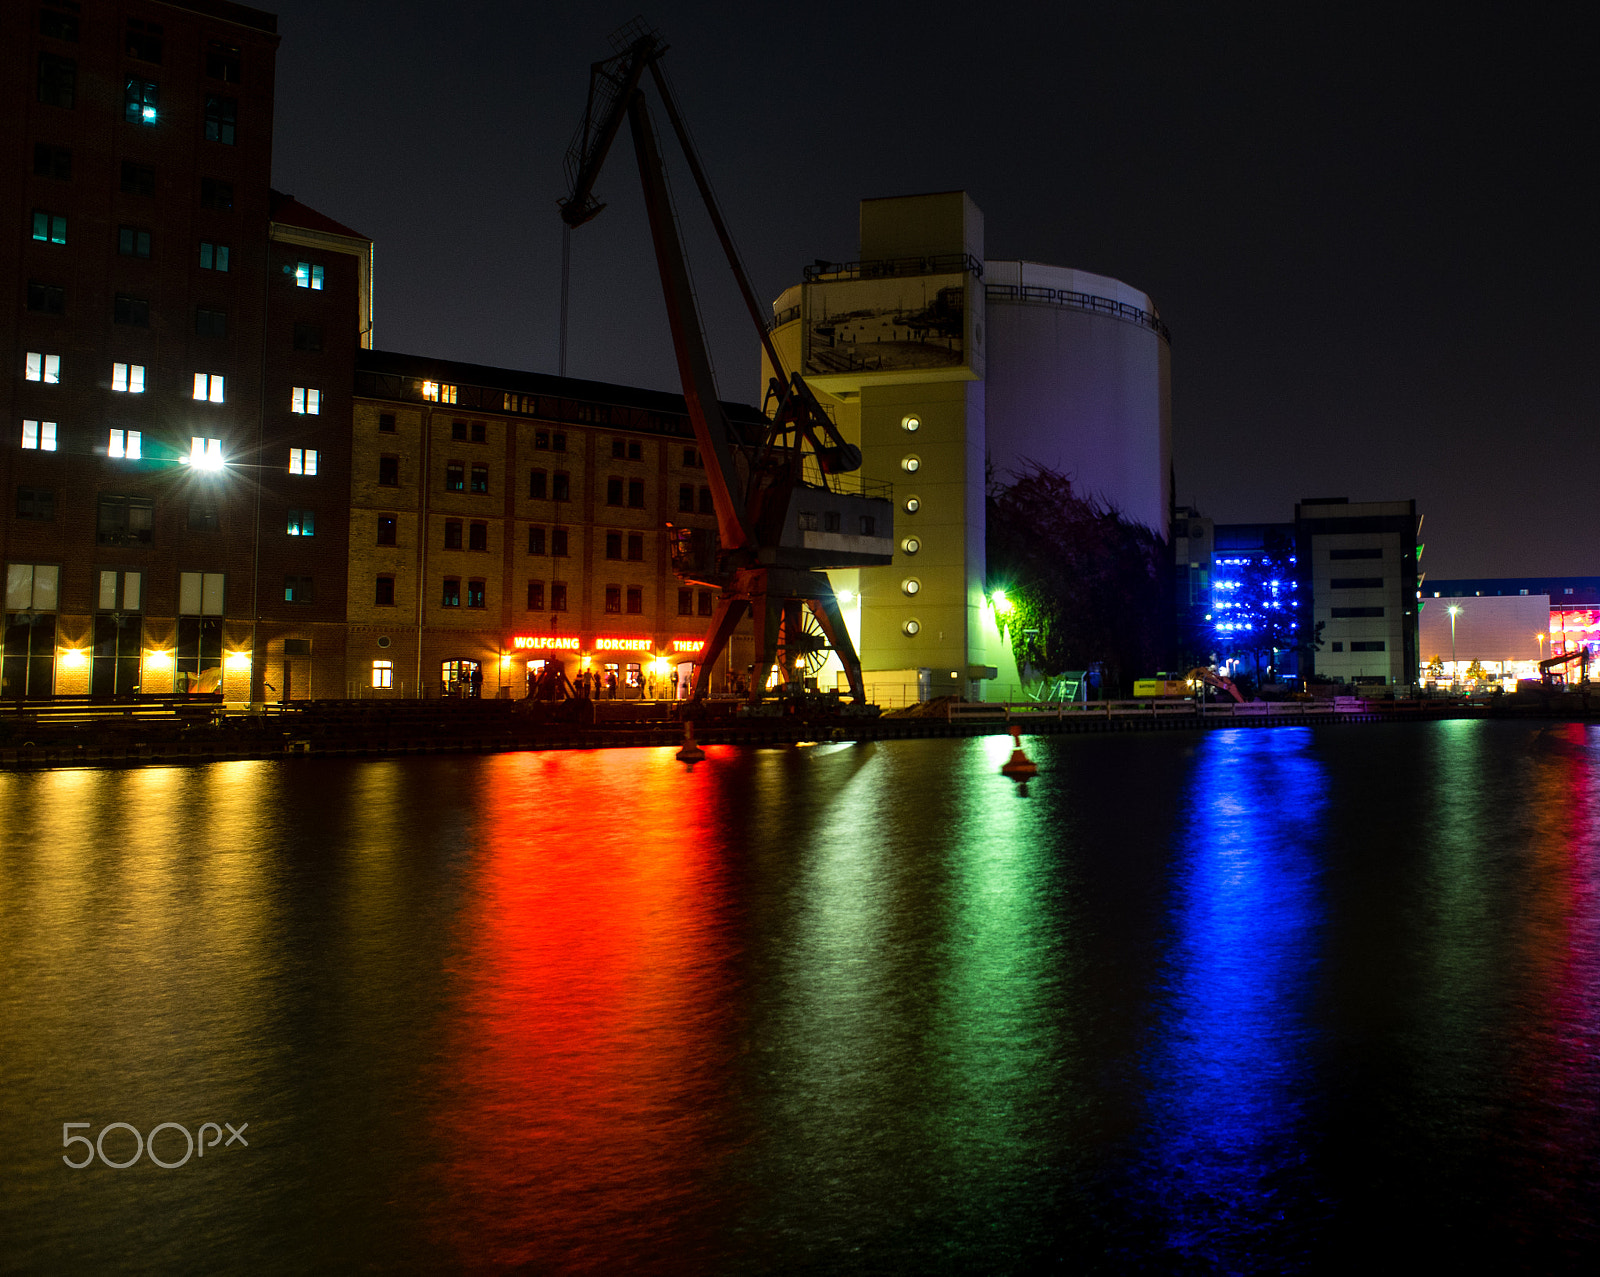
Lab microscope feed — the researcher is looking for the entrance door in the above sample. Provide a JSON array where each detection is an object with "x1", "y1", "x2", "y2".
[
  {"x1": 2, "y1": 612, "x2": 56, "y2": 699},
  {"x1": 90, "y1": 614, "x2": 142, "y2": 696},
  {"x1": 442, "y1": 659, "x2": 482, "y2": 698}
]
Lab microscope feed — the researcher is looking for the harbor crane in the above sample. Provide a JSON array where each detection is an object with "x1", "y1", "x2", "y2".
[
  {"x1": 1540, "y1": 646, "x2": 1591, "y2": 686},
  {"x1": 559, "y1": 20, "x2": 893, "y2": 703}
]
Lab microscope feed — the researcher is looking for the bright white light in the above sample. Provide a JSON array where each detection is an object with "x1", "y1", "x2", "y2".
[{"x1": 836, "y1": 589, "x2": 854, "y2": 605}]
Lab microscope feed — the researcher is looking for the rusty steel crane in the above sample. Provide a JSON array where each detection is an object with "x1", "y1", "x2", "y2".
[{"x1": 559, "y1": 20, "x2": 893, "y2": 703}]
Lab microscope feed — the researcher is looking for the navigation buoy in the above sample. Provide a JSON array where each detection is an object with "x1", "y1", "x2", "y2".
[
  {"x1": 1000, "y1": 728, "x2": 1037, "y2": 786},
  {"x1": 676, "y1": 721, "x2": 706, "y2": 763}
]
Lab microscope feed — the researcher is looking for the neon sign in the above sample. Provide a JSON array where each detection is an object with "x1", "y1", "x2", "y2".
[
  {"x1": 670, "y1": 639, "x2": 702, "y2": 654},
  {"x1": 511, "y1": 635, "x2": 580, "y2": 650},
  {"x1": 594, "y1": 637, "x2": 652, "y2": 652}
]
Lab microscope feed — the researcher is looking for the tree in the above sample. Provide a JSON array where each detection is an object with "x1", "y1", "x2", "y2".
[
  {"x1": 987, "y1": 464, "x2": 1169, "y2": 696},
  {"x1": 1211, "y1": 530, "x2": 1320, "y2": 685}
]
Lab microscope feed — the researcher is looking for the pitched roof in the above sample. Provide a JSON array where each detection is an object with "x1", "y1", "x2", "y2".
[{"x1": 269, "y1": 190, "x2": 367, "y2": 241}]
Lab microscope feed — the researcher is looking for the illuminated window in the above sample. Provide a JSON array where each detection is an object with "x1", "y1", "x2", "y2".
[
  {"x1": 124, "y1": 78, "x2": 159, "y2": 124},
  {"x1": 420, "y1": 380, "x2": 456, "y2": 403},
  {"x1": 21, "y1": 420, "x2": 58, "y2": 451},
  {"x1": 445, "y1": 462, "x2": 464, "y2": 491},
  {"x1": 108, "y1": 429, "x2": 142, "y2": 460},
  {"x1": 293, "y1": 261, "x2": 324, "y2": 289},
  {"x1": 5, "y1": 564, "x2": 60, "y2": 610},
  {"x1": 283, "y1": 575, "x2": 314, "y2": 603},
  {"x1": 26, "y1": 353, "x2": 61, "y2": 384},
  {"x1": 422, "y1": 381, "x2": 439, "y2": 401},
  {"x1": 441, "y1": 578, "x2": 460, "y2": 608},
  {"x1": 372, "y1": 659, "x2": 393, "y2": 688},
  {"x1": 188, "y1": 437, "x2": 223, "y2": 470},
  {"x1": 97, "y1": 570, "x2": 142, "y2": 611},
  {"x1": 466, "y1": 579, "x2": 486, "y2": 609},
  {"x1": 902, "y1": 578, "x2": 921, "y2": 596},
  {"x1": 289, "y1": 447, "x2": 318, "y2": 476},
  {"x1": 286, "y1": 508, "x2": 314, "y2": 536},
  {"x1": 375, "y1": 577, "x2": 395, "y2": 606},
  {"x1": 31, "y1": 211, "x2": 67, "y2": 244},
  {"x1": 470, "y1": 464, "x2": 489, "y2": 494},
  {"x1": 203, "y1": 96, "x2": 236, "y2": 144},
  {"x1": 118, "y1": 226, "x2": 150, "y2": 257},
  {"x1": 178, "y1": 572, "x2": 225, "y2": 616},
  {"x1": 291, "y1": 387, "x2": 321, "y2": 414},
  {"x1": 901, "y1": 455, "x2": 920, "y2": 473},
  {"x1": 192, "y1": 372, "x2": 225, "y2": 402}
]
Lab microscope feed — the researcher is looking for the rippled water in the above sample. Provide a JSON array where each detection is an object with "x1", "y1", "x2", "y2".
[{"x1": 3, "y1": 721, "x2": 1598, "y2": 1273}]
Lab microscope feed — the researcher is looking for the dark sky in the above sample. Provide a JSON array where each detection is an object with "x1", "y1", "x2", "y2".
[{"x1": 267, "y1": 1, "x2": 1597, "y2": 579}]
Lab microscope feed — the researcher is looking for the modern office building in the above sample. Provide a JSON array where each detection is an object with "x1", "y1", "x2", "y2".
[
  {"x1": 1299, "y1": 498, "x2": 1419, "y2": 687},
  {"x1": 2, "y1": 0, "x2": 377, "y2": 702},
  {"x1": 766, "y1": 191, "x2": 1171, "y2": 697}
]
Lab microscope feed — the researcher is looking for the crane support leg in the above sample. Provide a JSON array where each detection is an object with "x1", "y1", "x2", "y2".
[
  {"x1": 781, "y1": 600, "x2": 805, "y2": 692},
  {"x1": 749, "y1": 587, "x2": 782, "y2": 703},
  {"x1": 806, "y1": 594, "x2": 867, "y2": 702},
  {"x1": 691, "y1": 595, "x2": 749, "y2": 702}
]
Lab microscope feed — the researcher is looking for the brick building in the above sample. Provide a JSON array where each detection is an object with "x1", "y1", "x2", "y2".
[{"x1": 3, "y1": 0, "x2": 369, "y2": 701}]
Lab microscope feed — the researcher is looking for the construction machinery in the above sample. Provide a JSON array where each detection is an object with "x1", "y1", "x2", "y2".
[
  {"x1": 1540, "y1": 647, "x2": 1591, "y2": 686},
  {"x1": 560, "y1": 21, "x2": 893, "y2": 703}
]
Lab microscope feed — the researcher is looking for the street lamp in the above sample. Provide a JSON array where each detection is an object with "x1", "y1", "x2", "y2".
[
  {"x1": 1537, "y1": 632, "x2": 1546, "y2": 661},
  {"x1": 1447, "y1": 605, "x2": 1461, "y2": 688}
]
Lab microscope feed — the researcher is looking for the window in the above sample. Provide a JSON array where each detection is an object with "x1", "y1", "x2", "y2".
[
  {"x1": 121, "y1": 162, "x2": 155, "y2": 197},
  {"x1": 679, "y1": 484, "x2": 695, "y2": 513},
  {"x1": 444, "y1": 521, "x2": 462, "y2": 550},
  {"x1": 471, "y1": 421, "x2": 486, "y2": 444},
  {"x1": 17, "y1": 488, "x2": 54, "y2": 521},
  {"x1": 605, "y1": 532, "x2": 622, "y2": 560},
  {"x1": 628, "y1": 479, "x2": 645, "y2": 509},
  {"x1": 26, "y1": 353, "x2": 61, "y2": 384},
  {"x1": 798, "y1": 511, "x2": 818, "y2": 532},
  {"x1": 529, "y1": 469, "x2": 547, "y2": 499},
  {"x1": 626, "y1": 586, "x2": 643, "y2": 615},
  {"x1": 289, "y1": 448, "x2": 318, "y2": 476},
  {"x1": 32, "y1": 211, "x2": 67, "y2": 244},
  {"x1": 5, "y1": 564, "x2": 60, "y2": 610},
  {"x1": 38, "y1": 54, "x2": 76, "y2": 108},
  {"x1": 527, "y1": 527, "x2": 545, "y2": 555},
  {"x1": 293, "y1": 261, "x2": 325, "y2": 290},
  {"x1": 378, "y1": 413, "x2": 396, "y2": 433},
  {"x1": 372, "y1": 659, "x2": 393, "y2": 687},
  {"x1": 114, "y1": 294, "x2": 151, "y2": 326},
  {"x1": 1330, "y1": 578, "x2": 1384, "y2": 590},
  {"x1": 293, "y1": 323, "x2": 322, "y2": 352},
  {"x1": 207, "y1": 43, "x2": 241, "y2": 83},
  {"x1": 470, "y1": 464, "x2": 489, "y2": 494},
  {"x1": 196, "y1": 308, "x2": 227, "y2": 339},
  {"x1": 377, "y1": 515, "x2": 397, "y2": 546},
  {"x1": 287, "y1": 509, "x2": 315, "y2": 537},
  {"x1": 534, "y1": 430, "x2": 549, "y2": 449},
  {"x1": 3, "y1": 566, "x2": 59, "y2": 697},
  {"x1": 40, "y1": 10, "x2": 79, "y2": 40},
  {"x1": 108, "y1": 429, "x2": 142, "y2": 460},
  {"x1": 678, "y1": 587, "x2": 693, "y2": 616},
  {"x1": 551, "y1": 432, "x2": 566, "y2": 453},
  {"x1": 824, "y1": 512, "x2": 841, "y2": 533},
  {"x1": 125, "y1": 20, "x2": 163, "y2": 64},
  {"x1": 699, "y1": 487, "x2": 714, "y2": 515},
  {"x1": 29, "y1": 283, "x2": 66, "y2": 315},
  {"x1": 698, "y1": 590, "x2": 714, "y2": 617},
  {"x1": 21, "y1": 420, "x2": 58, "y2": 451},
  {"x1": 188, "y1": 437, "x2": 223, "y2": 469},
  {"x1": 125, "y1": 78, "x2": 159, "y2": 124},
  {"x1": 378, "y1": 456, "x2": 399, "y2": 486},
  {"x1": 627, "y1": 533, "x2": 644, "y2": 562},
  {"x1": 118, "y1": 226, "x2": 151, "y2": 258},
  {"x1": 111, "y1": 363, "x2": 145, "y2": 393},
  {"x1": 468, "y1": 522, "x2": 487, "y2": 551},
  {"x1": 420, "y1": 381, "x2": 457, "y2": 403},
  {"x1": 451, "y1": 419, "x2": 467, "y2": 441},
  {"x1": 605, "y1": 585, "x2": 622, "y2": 614},
  {"x1": 466, "y1": 579, "x2": 486, "y2": 609},
  {"x1": 375, "y1": 577, "x2": 395, "y2": 607},
  {"x1": 1328, "y1": 548, "x2": 1382, "y2": 560},
  {"x1": 607, "y1": 477, "x2": 624, "y2": 506},
  {"x1": 97, "y1": 495, "x2": 154, "y2": 546},
  {"x1": 200, "y1": 178, "x2": 233, "y2": 211},
  {"x1": 1350, "y1": 640, "x2": 1386, "y2": 652},
  {"x1": 284, "y1": 576, "x2": 314, "y2": 603},
  {"x1": 553, "y1": 472, "x2": 570, "y2": 501},
  {"x1": 199, "y1": 241, "x2": 230, "y2": 271},
  {"x1": 859, "y1": 515, "x2": 877, "y2": 536},
  {"x1": 551, "y1": 528, "x2": 569, "y2": 557},
  {"x1": 551, "y1": 582, "x2": 568, "y2": 611},
  {"x1": 683, "y1": 446, "x2": 701, "y2": 467},
  {"x1": 291, "y1": 387, "x2": 321, "y2": 414},
  {"x1": 527, "y1": 581, "x2": 544, "y2": 610},
  {"x1": 1331, "y1": 607, "x2": 1385, "y2": 619},
  {"x1": 178, "y1": 572, "x2": 225, "y2": 616},
  {"x1": 204, "y1": 96, "x2": 236, "y2": 144},
  {"x1": 188, "y1": 503, "x2": 219, "y2": 531},
  {"x1": 442, "y1": 578, "x2": 460, "y2": 608},
  {"x1": 445, "y1": 462, "x2": 464, "y2": 492},
  {"x1": 611, "y1": 439, "x2": 643, "y2": 461},
  {"x1": 33, "y1": 144, "x2": 71, "y2": 180},
  {"x1": 192, "y1": 372, "x2": 225, "y2": 403}
]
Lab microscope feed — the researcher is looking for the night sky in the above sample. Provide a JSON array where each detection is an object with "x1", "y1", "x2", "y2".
[{"x1": 267, "y1": 2, "x2": 1596, "y2": 579}]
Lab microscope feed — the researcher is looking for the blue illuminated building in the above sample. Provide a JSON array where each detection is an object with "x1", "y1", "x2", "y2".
[{"x1": 1208, "y1": 523, "x2": 1311, "y2": 679}]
